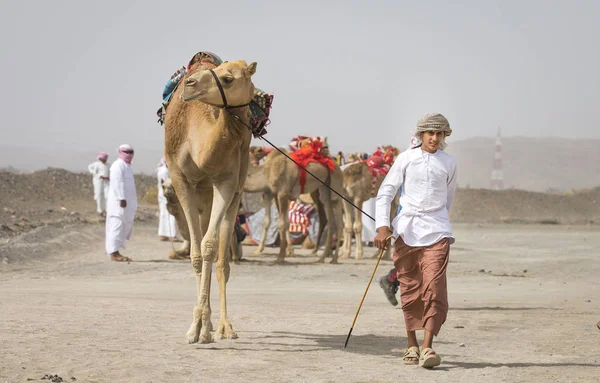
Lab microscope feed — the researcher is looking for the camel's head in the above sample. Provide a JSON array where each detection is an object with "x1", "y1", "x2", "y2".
[
  {"x1": 249, "y1": 146, "x2": 266, "y2": 165},
  {"x1": 181, "y1": 61, "x2": 257, "y2": 107},
  {"x1": 161, "y1": 178, "x2": 178, "y2": 204},
  {"x1": 248, "y1": 146, "x2": 274, "y2": 165}
]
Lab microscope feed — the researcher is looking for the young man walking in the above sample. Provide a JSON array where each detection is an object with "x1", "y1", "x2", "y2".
[{"x1": 374, "y1": 113, "x2": 457, "y2": 369}]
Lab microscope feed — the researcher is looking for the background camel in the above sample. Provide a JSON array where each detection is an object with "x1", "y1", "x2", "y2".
[
  {"x1": 245, "y1": 147, "x2": 346, "y2": 263},
  {"x1": 164, "y1": 59, "x2": 256, "y2": 344},
  {"x1": 341, "y1": 158, "x2": 399, "y2": 260}
]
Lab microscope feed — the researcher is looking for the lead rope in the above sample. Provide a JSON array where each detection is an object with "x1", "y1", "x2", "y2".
[{"x1": 223, "y1": 108, "x2": 376, "y2": 222}]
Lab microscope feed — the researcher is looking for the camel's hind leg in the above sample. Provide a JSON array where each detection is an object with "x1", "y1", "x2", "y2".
[
  {"x1": 170, "y1": 239, "x2": 191, "y2": 260},
  {"x1": 332, "y1": 199, "x2": 343, "y2": 260},
  {"x1": 342, "y1": 196, "x2": 354, "y2": 259},
  {"x1": 255, "y1": 192, "x2": 272, "y2": 255},
  {"x1": 353, "y1": 197, "x2": 365, "y2": 260},
  {"x1": 311, "y1": 190, "x2": 326, "y2": 256}
]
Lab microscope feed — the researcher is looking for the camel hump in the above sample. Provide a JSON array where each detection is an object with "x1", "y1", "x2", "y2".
[
  {"x1": 343, "y1": 161, "x2": 369, "y2": 177},
  {"x1": 187, "y1": 51, "x2": 224, "y2": 70}
]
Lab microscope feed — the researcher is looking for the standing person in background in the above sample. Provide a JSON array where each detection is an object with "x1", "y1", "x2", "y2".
[
  {"x1": 105, "y1": 144, "x2": 138, "y2": 262},
  {"x1": 88, "y1": 152, "x2": 110, "y2": 216},
  {"x1": 156, "y1": 157, "x2": 178, "y2": 242}
]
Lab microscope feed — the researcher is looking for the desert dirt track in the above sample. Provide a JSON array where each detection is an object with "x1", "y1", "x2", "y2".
[{"x1": 1, "y1": 222, "x2": 599, "y2": 383}]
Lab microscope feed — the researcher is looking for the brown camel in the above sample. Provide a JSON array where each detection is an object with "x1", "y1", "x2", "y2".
[
  {"x1": 341, "y1": 161, "x2": 398, "y2": 260},
  {"x1": 244, "y1": 147, "x2": 346, "y2": 263},
  {"x1": 164, "y1": 59, "x2": 256, "y2": 343}
]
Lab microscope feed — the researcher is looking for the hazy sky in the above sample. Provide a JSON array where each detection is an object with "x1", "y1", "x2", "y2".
[{"x1": 1, "y1": 0, "x2": 598, "y2": 157}]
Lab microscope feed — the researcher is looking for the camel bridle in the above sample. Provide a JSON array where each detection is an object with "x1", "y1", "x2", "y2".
[{"x1": 209, "y1": 69, "x2": 251, "y2": 109}]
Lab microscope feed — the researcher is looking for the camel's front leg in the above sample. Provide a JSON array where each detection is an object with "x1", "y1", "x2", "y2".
[
  {"x1": 169, "y1": 174, "x2": 210, "y2": 344},
  {"x1": 317, "y1": 186, "x2": 337, "y2": 264},
  {"x1": 332, "y1": 199, "x2": 344, "y2": 260},
  {"x1": 276, "y1": 194, "x2": 290, "y2": 264},
  {"x1": 286, "y1": 227, "x2": 294, "y2": 256},
  {"x1": 196, "y1": 181, "x2": 236, "y2": 343},
  {"x1": 353, "y1": 198, "x2": 365, "y2": 260},
  {"x1": 255, "y1": 192, "x2": 272, "y2": 255},
  {"x1": 214, "y1": 192, "x2": 242, "y2": 340}
]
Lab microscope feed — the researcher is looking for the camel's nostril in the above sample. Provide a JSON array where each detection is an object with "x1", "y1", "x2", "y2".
[{"x1": 186, "y1": 79, "x2": 197, "y2": 86}]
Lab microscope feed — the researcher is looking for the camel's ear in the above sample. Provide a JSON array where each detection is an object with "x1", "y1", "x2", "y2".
[{"x1": 247, "y1": 62, "x2": 257, "y2": 76}]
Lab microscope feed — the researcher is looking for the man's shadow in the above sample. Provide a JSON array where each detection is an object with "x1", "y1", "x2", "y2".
[{"x1": 229, "y1": 330, "x2": 449, "y2": 357}]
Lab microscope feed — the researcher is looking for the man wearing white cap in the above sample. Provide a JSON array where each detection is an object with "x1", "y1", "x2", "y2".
[
  {"x1": 87, "y1": 152, "x2": 110, "y2": 215},
  {"x1": 105, "y1": 144, "x2": 138, "y2": 262}
]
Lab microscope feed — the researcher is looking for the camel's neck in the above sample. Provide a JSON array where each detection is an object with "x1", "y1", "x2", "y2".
[
  {"x1": 183, "y1": 103, "x2": 252, "y2": 174},
  {"x1": 206, "y1": 105, "x2": 250, "y2": 152},
  {"x1": 244, "y1": 164, "x2": 269, "y2": 192}
]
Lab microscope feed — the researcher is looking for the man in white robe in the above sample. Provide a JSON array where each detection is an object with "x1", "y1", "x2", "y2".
[
  {"x1": 105, "y1": 144, "x2": 138, "y2": 262},
  {"x1": 87, "y1": 152, "x2": 110, "y2": 215},
  {"x1": 156, "y1": 157, "x2": 178, "y2": 241},
  {"x1": 374, "y1": 113, "x2": 457, "y2": 369}
]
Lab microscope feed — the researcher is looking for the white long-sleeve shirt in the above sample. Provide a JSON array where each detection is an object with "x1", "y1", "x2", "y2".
[
  {"x1": 106, "y1": 159, "x2": 138, "y2": 220},
  {"x1": 375, "y1": 148, "x2": 457, "y2": 247}
]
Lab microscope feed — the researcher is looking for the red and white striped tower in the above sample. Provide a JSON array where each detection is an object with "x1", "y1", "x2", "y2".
[{"x1": 490, "y1": 127, "x2": 504, "y2": 190}]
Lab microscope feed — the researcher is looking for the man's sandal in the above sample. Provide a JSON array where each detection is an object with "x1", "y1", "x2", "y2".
[
  {"x1": 402, "y1": 346, "x2": 420, "y2": 365},
  {"x1": 419, "y1": 347, "x2": 442, "y2": 369}
]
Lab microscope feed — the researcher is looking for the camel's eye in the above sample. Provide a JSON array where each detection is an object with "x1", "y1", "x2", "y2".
[{"x1": 222, "y1": 76, "x2": 234, "y2": 84}]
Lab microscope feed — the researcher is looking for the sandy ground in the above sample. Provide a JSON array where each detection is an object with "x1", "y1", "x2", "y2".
[{"x1": 1, "y1": 222, "x2": 599, "y2": 383}]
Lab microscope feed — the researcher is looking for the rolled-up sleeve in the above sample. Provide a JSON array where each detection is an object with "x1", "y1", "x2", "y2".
[{"x1": 375, "y1": 153, "x2": 406, "y2": 229}]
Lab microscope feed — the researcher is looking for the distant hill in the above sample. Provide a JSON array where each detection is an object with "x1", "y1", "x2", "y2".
[
  {"x1": 1, "y1": 137, "x2": 599, "y2": 192},
  {"x1": 0, "y1": 146, "x2": 164, "y2": 175}
]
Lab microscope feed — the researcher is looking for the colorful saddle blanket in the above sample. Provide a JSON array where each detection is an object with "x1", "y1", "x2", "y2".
[
  {"x1": 289, "y1": 141, "x2": 336, "y2": 194},
  {"x1": 288, "y1": 200, "x2": 316, "y2": 235},
  {"x1": 157, "y1": 51, "x2": 273, "y2": 138}
]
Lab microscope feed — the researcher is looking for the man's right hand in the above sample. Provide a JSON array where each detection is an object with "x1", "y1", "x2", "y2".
[
  {"x1": 120, "y1": 200, "x2": 127, "y2": 208},
  {"x1": 374, "y1": 227, "x2": 392, "y2": 249}
]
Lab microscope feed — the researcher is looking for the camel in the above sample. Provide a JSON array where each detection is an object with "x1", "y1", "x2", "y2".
[
  {"x1": 161, "y1": 178, "x2": 242, "y2": 263},
  {"x1": 244, "y1": 146, "x2": 346, "y2": 263},
  {"x1": 341, "y1": 158, "x2": 398, "y2": 260},
  {"x1": 164, "y1": 59, "x2": 257, "y2": 343}
]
